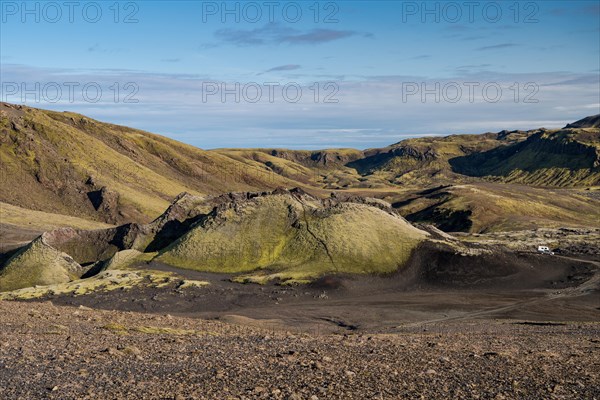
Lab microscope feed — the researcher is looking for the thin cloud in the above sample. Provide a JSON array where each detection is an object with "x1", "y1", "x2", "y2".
[
  {"x1": 3, "y1": 63, "x2": 597, "y2": 149},
  {"x1": 409, "y1": 55, "x2": 431, "y2": 60},
  {"x1": 456, "y1": 64, "x2": 492, "y2": 69},
  {"x1": 88, "y1": 44, "x2": 126, "y2": 53},
  {"x1": 213, "y1": 23, "x2": 366, "y2": 46},
  {"x1": 460, "y1": 35, "x2": 489, "y2": 41},
  {"x1": 266, "y1": 64, "x2": 301, "y2": 72},
  {"x1": 454, "y1": 64, "x2": 492, "y2": 73},
  {"x1": 476, "y1": 43, "x2": 518, "y2": 51},
  {"x1": 541, "y1": 75, "x2": 600, "y2": 86},
  {"x1": 443, "y1": 24, "x2": 499, "y2": 41},
  {"x1": 282, "y1": 29, "x2": 357, "y2": 44}
]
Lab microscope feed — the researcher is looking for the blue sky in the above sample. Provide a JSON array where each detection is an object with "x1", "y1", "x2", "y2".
[{"x1": 1, "y1": 0, "x2": 599, "y2": 149}]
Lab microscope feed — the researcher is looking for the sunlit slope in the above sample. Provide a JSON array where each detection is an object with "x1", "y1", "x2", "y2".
[
  {"x1": 251, "y1": 122, "x2": 599, "y2": 188},
  {"x1": 0, "y1": 103, "x2": 296, "y2": 224},
  {"x1": 156, "y1": 191, "x2": 428, "y2": 283},
  {"x1": 450, "y1": 129, "x2": 600, "y2": 186},
  {"x1": 392, "y1": 183, "x2": 600, "y2": 233},
  {"x1": 0, "y1": 202, "x2": 113, "y2": 231},
  {"x1": 2, "y1": 102, "x2": 598, "y2": 234},
  {"x1": 0, "y1": 234, "x2": 83, "y2": 292}
]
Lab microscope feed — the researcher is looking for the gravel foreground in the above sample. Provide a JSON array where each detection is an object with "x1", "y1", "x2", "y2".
[{"x1": 0, "y1": 301, "x2": 598, "y2": 400}]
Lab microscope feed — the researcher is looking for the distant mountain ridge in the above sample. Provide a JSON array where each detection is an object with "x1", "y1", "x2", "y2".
[
  {"x1": 450, "y1": 129, "x2": 600, "y2": 186},
  {"x1": 1, "y1": 102, "x2": 598, "y2": 231},
  {"x1": 564, "y1": 114, "x2": 600, "y2": 129}
]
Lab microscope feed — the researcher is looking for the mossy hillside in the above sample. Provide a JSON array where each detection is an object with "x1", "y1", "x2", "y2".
[
  {"x1": 0, "y1": 224, "x2": 158, "y2": 292},
  {"x1": 348, "y1": 132, "x2": 532, "y2": 180},
  {"x1": 0, "y1": 237, "x2": 83, "y2": 292},
  {"x1": 395, "y1": 183, "x2": 600, "y2": 233},
  {"x1": 36, "y1": 226, "x2": 155, "y2": 266},
  {"x1": 0, "y1": 202, "x2": 113, "y2": 232},
  {"x1": 26, "y1": 109, "x2": 200, "y2": 216},
  {"x1": 0, "y1": 191, "x2": 294, "y2": 292},
  {"x1": 100, "y1": 249, "x2": 153, "y2": 271},
  {"x1": 1, "y1": 105, "x2": 187, "y2": 221},
  {"x1": 1, "y1": 103, "x2": 297, "y2": 226},
  {"x1": 494, "y1": 168, "x2": 599, "y2": 187},
  {"x1": 0, "y1": 269, "x2": 193, "y2": 300},
  {"x1": 3, "y1": 103, "x2": 600, "y2": 237},
  {"x1": 157, "y1": 194, "x2": 304, "y2": 273},
  {"x1": 299, "y1": 203, "x2": 428, "y2": 273},
  {"x1": 237, "y1": 148, "x2": 364, "y2": 170},
  {"x1": 449, "y1": 129, "x2": 600, "y2": 187},
  {"x1": 257, "y1": 128, "x2": 600, "y2": 188},
  {"x1": 156, "y1": 193, "x2": 429, "y2": 282},
  {"x1": 215, "y1": 149, "x2": 317, "y2": 186}
]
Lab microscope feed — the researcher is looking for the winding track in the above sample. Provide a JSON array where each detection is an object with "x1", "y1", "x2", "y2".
[{"x1": 393, "y1": 255, "x2": 600, "y2": 330}]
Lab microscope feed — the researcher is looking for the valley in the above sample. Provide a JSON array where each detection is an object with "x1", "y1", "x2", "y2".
[{"x1": 1, "y1": 103, "x2": 599, "y2": 399}]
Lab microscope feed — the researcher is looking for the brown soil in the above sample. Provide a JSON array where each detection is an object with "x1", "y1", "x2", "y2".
[
  {"x1": 1, "y1": 232, "x2": 598, "y2": 400},
  {"x1": 28, "y1": 250, "x2": 600, "y2": 334},
  {"x1": 0, "y1": 301, "x2": 598, "y2": 399}
]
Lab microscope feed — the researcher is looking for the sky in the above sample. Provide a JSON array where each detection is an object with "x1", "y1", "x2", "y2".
[{"x1": 1, "y1": 0, "x2": 599, "y2": 149}]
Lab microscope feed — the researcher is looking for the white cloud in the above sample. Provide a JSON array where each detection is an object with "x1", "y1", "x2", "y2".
[{"x1": 1, "y1": 63, "x2": 597, "y2": 149}]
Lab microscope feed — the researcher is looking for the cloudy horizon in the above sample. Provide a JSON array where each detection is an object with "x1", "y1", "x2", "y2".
[{"x1": 1, "y1": 1, "x2": 599, "y2": 149}]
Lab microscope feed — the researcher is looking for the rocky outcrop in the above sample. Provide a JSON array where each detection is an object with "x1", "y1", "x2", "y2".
[
  {"x1": 156, "y1": 189, "x2": 429, "y2": 283},
  {"x1": 564, "y1": 114, "x2": 600, "y2": 129},
  {"x1": 269, "y1": 149, "x2": 363, "y2": 168},
  {"x1": 0, "y1": 234, "x2": 83, "y2": 291}
]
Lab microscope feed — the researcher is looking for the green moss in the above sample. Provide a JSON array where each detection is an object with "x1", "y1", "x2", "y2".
[
  {"x1": 0, "y1": 269, "x2": 184, "y2": 300},
  {"x1": 0, "y1": 238, "x2": 82, "y2": 292},
  {"x1": 157, "y1": 195, "x2": 428, "y2": 283},
  {"x1": 103, "y1": 323, "x2": 128, "y2": 334},
  {"x1": 101, "y1": 250, "x2": 156, "y2": 271},
  {"x1": 103, "y1": 323, "x2": 217, "y2": 336}
]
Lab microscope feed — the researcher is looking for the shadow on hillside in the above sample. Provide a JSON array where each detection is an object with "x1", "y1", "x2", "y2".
[{"x1": 449, "y1": 132, "x2": 597, "y2": 178}]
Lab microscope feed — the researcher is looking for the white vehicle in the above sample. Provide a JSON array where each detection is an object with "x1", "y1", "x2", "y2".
[{"x1": 537, "y1": 246, "x2": 554, "y2": 255}]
